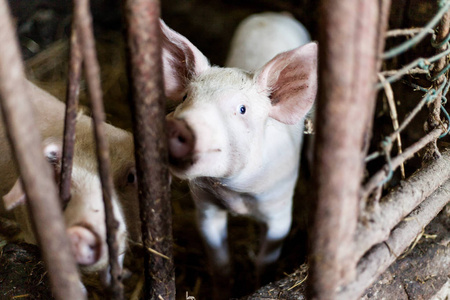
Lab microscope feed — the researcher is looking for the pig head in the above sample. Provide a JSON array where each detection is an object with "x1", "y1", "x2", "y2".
[
  {"x1": 162, "y1": 12, "x2": 317, "y2": 298},
  {"x1": 0, "y1": 81, "x2": 139, "y2": 275}
]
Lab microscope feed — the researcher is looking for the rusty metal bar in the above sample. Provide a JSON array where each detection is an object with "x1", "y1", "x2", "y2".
[
  {"x1": 123, "y1": 0, "x2": 175, "y2": 298},
  {"x1": 60, "y1": 23, "x2": 82, "y2": 208},
  {"x1": 0, "y1": 0, "x2": 85, "y2": 299},
  {"x1": 308, "y1": 1, "x2": 379, "y2": 299},
  {"x1": 74, "y1": 0, "x2": 124, "y2": 298}
]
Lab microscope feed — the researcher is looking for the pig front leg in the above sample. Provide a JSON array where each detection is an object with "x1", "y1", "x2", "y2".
[
  {"x1": 255, "y1": 201, "x2": 293, "y2": 286},
  {"x1": 192, "y1": 189, "x2": 231, "y2": 300}
]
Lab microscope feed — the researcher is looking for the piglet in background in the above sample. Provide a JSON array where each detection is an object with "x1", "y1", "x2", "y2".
[
  {"x1": 162, "y1": 12, "x2": 317, "y2": 299},
  {"x1": 0, "y1": 81, "x2": 139, "y2": 283}
]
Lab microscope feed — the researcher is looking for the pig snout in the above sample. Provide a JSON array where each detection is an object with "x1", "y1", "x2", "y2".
[
  {"x1": 67, "y1": 225, "x2": 102, "y2": 266},
  {"x1": 166, "y1": 118, "x2": 195, "y2": 166}
]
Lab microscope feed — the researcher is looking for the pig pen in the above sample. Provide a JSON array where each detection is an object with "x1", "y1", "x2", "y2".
[{"x1": 0, "y1": 0, "x2": 449, "y2": 299}]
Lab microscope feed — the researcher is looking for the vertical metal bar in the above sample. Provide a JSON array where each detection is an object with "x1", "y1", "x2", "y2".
[
  {"x1": 308, "y1": 1, "x2": 379, "y2": 299},
  {"x1": 0, "y1": 0, "x2": 85, "y2": 299},
  {"x1": 123, "y1": 0, "x2": 175, "y2": 299},
  {"x1": 60, "y1": 24, "x2": 82, "y2": 207},
  {"x1": 74, "y1": 0, "x2": 124, "y2": 298}
]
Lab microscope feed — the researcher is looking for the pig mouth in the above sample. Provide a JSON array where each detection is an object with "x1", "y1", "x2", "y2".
[
  {"x1": 168, "y1": 154, "x2": 196, "y2": 171},
  {"x1": 169, "y1": 148, "x2": 222, "y2": 175}
]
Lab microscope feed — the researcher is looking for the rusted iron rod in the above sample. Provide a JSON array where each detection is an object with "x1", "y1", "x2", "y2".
[
  {"x1": 60, "y1": 24, "x2": 82, "y2": 208},
  {"x1": 123, "y1": 0, "x2": 175, "y2": 298},
  {"x1": 0, "y1": 0, "x2": 85, "y2": 299},
  {"x1": 308, "y1": 1, "x2": 379, "y2": 299},
  {"x1": 74, "y1": 0, "x2": 124, "y2": 298}
]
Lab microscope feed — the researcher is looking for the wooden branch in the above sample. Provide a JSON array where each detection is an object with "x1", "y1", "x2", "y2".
[
  {"x1": 380, "y1": 67, "x2": 429, "y2": 76},
  {"x1": 74, "y1": 0, "x2": 123, "y2": 298},
  {"x1": 362, "y1": 128, "x2": 442, "y2": 199},
  {"x1": 0, "y1": 1, "x2": 85, "y2": 299},
  {"x1": 378, "y1": 74, "x2": 405, "y2": 179},
  {"x1": 246, "y1": 175, "x2": 449, "y2": 299},
  {"x1": 357, "y1": 148, "x2": 450, "y2": 260},
  {"x1": 363, "y1": 0, "x2": 392, "y2": 157},
  {"x1": 376, "y1": 0, "x2": 392, "y2": 71},
  {"x1": 60, "y1": 23, "x2": 82, "y2": 208},
  {"x1": 338, "y1": 179, "x2": 450, "y2": 300},
  {"x1": 423, "y1": 8, "x2": 450, "y2": 161},
  {"x1": 386, "y1": 28, "x2": 434, "y2": 37},
  {"x1": 123, "y1": 0, "x2": 175, "y2": 299},
  {"x1": 308, "y1": 1, "x2": 380, "y2": 298}
]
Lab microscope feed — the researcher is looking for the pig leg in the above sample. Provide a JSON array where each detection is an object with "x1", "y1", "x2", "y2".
[
  {"x1": 255, "y1": 206, "x2": 292, "y2": 286},
  {"x1": 192, "y1": 190, "x2": 231, "y2": 300}
]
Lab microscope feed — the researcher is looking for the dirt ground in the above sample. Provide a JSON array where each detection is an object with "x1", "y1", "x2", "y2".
[{"x1": 1, "y1": 0, "x2": 449, "y2": 299}]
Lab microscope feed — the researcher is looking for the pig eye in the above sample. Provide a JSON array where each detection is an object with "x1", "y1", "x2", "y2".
[
  {"x1": 127, "y1": 173, "x2": 135, "y2": 184},
  {"x1": 239, "y1": 105, "x2": 246, "y2": 115},
  {"x1": 46, "y1": 152, "x2": 59, "y2": 164},
  {"x1": 126, "y1": 168, "x2": 136, "y2": 185},
  {"x1": 44, "y1": 143, "x2": 61, "y2": 165}
]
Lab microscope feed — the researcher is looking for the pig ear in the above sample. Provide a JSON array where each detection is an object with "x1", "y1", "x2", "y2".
[
  {"x1": 3, "y1": 179, "x2": 26, "y2": 210},
  {"x1": 160, "y1": 19, "x2": 210, "y2": 102},
  {"x1": 2, "y1": 141, "x2": 62, "y2": 210},
  {"x1": 255, "y1": 42, "x2": 318, "y2": 125}
]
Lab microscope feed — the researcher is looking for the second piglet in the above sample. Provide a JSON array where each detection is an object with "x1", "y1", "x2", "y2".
[
  {"x1": 0, "y1": 81, "x2": 139, "y2": 279},
  {"x1": 163, "y1": 13, "x2": 317, "y2": 298}
]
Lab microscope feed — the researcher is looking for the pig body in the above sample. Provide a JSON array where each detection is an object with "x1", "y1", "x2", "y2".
[
  {"x1": 226, "y1": 12, "x2": 311, "y2": 71},
  {"x1": 0, "y1": 80, "x2": 139, "y2": 275},
  {"x1": 162, "y1": 12, "x2": 317, "y2": 298}
]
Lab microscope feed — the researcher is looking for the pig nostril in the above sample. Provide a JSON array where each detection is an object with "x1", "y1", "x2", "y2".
[
  {"x1": 178, "y1": 135, "x2": 186, "y2": 143},
  {"x1": 167, "y1": 118, "x2": 195, "y2": 163}
]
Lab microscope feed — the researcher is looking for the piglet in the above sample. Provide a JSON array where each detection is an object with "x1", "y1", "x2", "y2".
[
  {"x1": 162, "y1": 12, "x2": 317, "y2": 298},
  {"x1": 0, "y1": 81, "x2": 139, "y2": 279}
]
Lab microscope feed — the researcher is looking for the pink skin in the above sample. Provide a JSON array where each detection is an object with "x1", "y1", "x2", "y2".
[
  {"x1": 67, "y1": 225, "x2": 102, "y2": 266},
  {"x1": 166, "y1": 118, "x2": 195, "y2": 163}
]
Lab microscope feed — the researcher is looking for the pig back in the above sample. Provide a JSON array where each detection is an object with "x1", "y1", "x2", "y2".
[{"x1": 225, "y1": 12, "x2": 311, "y2": 71}]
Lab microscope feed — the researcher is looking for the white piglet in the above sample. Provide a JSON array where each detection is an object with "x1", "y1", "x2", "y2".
[
  {"x1": 163, "y1": 12, "x2": 317, "y2": 298},
  {"x1": 0, "y1": 81, "x2": 139, "y2": 281}
]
